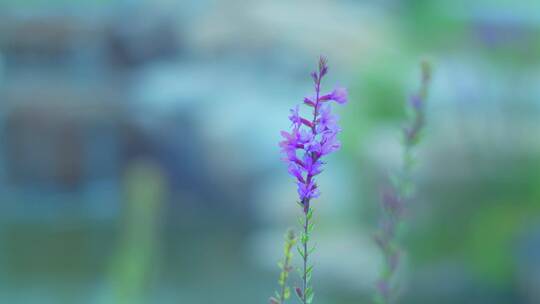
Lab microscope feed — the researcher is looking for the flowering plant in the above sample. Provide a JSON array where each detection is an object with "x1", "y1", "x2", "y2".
[
  {"x1": 279, "y1": 56, "x2": 347, "y2": 211},
  {"x1": 273, "y1": 56, "x2": 347, "y2": 304},
  {"x1": 374, "y1": 61, "x2": 432, "y2": 304}
]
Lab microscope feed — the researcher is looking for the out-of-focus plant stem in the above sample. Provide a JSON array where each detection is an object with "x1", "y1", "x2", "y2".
[
  {"x1": 269, "y1": 229, "x2": 297, "y2": 304},
  {"x1": 374, "y1": 60, "x2": 432, "y2": 304}
]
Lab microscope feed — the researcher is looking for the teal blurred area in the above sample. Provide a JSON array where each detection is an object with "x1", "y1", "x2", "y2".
[{"x1": 0, "y1": 0, "x2": 539, "y2": 303}]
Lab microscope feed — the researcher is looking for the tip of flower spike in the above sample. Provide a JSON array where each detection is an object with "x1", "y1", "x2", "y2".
[{"x1": 318, "y1": 56, "x2": 328, "y2": 77}]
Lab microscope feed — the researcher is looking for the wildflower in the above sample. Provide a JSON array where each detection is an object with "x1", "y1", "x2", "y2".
[
  {"x1": 297, "y1": 179, "x2": 319, "y2": 201},
  {"x1": 374, "y1": 61, "x2": 432, "y2": 304},
  {"x1": 302, "y1": 154, "x2": 322, "y2": 177},
  {"x1": 320, "y1": 87, "x2": 348, "y2": 104},
  {"x1": 279, "y1": 56, "x2": 348, "y2": 304},
  {"x1": 316, "y1": 105, "x2": 340, "y2": 133},
  {"x1": 279, "y1": 58, "x2": 347, "y2": 206},
  {"x1": 289, "y1": 105, "x2": 302, "y2": 128},
  {"x1": 287, "y1": 163, "x2": 304, "y2": 183}
]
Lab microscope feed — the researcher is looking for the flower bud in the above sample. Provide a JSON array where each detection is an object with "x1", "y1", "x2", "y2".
[{"x1": 295, "y1": 287, "x2": 303, "y2": 299}]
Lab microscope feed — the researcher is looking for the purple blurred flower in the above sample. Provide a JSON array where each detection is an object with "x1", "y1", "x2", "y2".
[
  {"x1": 288, "y1": 163, "x2": 304, "y2": 183},
  {"x1": 289, "y1": 105, "x2": 302, "y2": 128},
  {"x1": 316, "y1": 105, "x2": 340, "y2": 133},
  {"x1": 320, "y1": 87, "x2": 348, "y2": 104},
  {"x1": 279, "y1": 56, "x2": 347, "y2": 207},
  {"x1": 320, "y1": 131, "x2": 341, "y2": 156},
  {"x1": 409, "y1": 94, "x2": 422, "y2": 110},
  {"x1": 302, "y1": 154, "x2": 322, "y2": 176},
  {"x1": 297, "y1": 180, "x2": 320, "y2": 201},
  {"x1": 376, "y1": 280, "x2": 390, "y2": 298},
  {"x1": 279, "y1": 131, "x2": 299, "y2": 162},
  {"x1": 381, "y1": 187, "x2": 404, "y2": 217},
  {"x1": 330, "y1": 87, "x2": 348, "y2": 104}
]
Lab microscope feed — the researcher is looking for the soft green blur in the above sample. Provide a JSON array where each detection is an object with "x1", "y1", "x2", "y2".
[{"x1": 0, "y1": 1, "x2": 539, "y2": 303}]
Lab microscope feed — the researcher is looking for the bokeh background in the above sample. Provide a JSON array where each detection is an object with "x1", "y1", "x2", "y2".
[{"x1": 1, "y1": 0, "x2": 540, "y2": 303}]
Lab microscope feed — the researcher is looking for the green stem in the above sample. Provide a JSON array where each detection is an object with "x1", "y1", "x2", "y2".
[
  {"x1": 300, "y1": 206, "x2": 313, "y2": 304},
  {"x1": 302, "y1": 210, "x2": 309, "y2": 303},
  {"x1": 270, "y1": 229, "x2": 296, "y2": 304},
  {"x1": 278, "y1": 230, "x2": 295, "y2": 303}
]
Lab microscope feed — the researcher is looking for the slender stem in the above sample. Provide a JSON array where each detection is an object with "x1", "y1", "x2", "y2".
[
  {"x1": 375, "y1": 62, "x2": 431, "y2": 304},
  {"x1": 299, "y1": 57, "x2": 326, "y2": 304},
  {"x1": 278, "y1": 234, "x2": 294, "y2": 303},
  {"x1": 279, "y1": 276, "x2": 288, "y2": 303},
  {"x1": 270, "y1": 230, "x2": 296, "y2": 304},
  {"x1": 302, "y1": 206, "x2": 310, "y2": 304},
  {"x1": 311, "y1": 72, "x2": 321, "y2": 133}
]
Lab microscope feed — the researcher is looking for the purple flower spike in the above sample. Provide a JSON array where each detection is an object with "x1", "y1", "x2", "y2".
[
  {"x1": 279, "y1": 56, "x2": 348, "y2": 304},
  {"x1": 318, "y1": 56, "x2": 328, "y2": 77},
  {"x1": 279, "y1": 57, "x2": 348, "y2": 209}
]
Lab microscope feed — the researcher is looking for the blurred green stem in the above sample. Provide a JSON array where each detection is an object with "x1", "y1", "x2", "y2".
[
  {"x1": 270, "y1": 229, "x2": 297, "y2": 304},
  {"x1": 375, "y1": 61, "x2": 432, "y2": 304}
]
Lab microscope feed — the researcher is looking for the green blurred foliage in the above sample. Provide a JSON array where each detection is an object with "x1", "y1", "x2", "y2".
[{"x1": 108, "y1": 161, "x2": 165, "y2": 304}]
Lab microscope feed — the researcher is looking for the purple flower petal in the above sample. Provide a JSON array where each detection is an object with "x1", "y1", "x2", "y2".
[{"x1": 330, "y1": 87, "x2": 348, "y2": 104}]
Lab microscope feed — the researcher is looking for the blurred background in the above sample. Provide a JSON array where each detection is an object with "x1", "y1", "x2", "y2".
[{"x1": 1, "y1": 0, "x2": 540, "y2": 303}]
